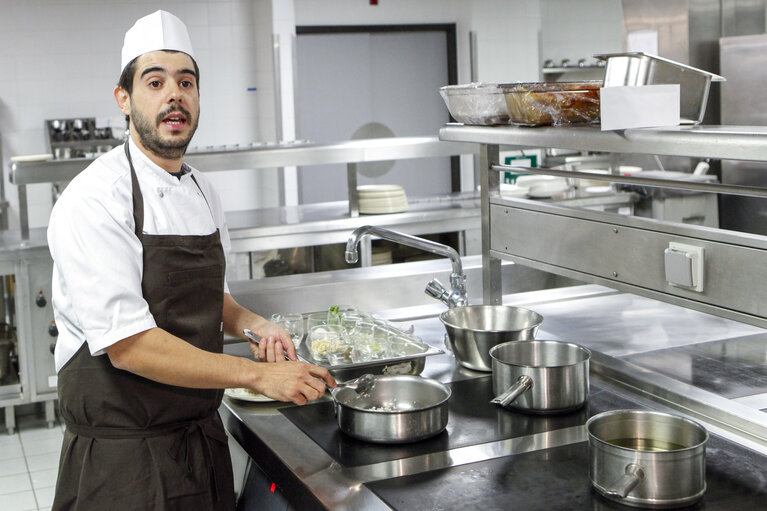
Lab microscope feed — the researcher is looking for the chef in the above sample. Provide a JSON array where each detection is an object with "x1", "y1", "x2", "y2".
[{"x1": 47, "y1": 10, "x2": 335, "y2": 510}]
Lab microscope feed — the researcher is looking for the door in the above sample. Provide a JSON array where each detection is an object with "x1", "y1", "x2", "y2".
[{"x1": 295, "y1": 27, "x2": 454, "y2": 204}]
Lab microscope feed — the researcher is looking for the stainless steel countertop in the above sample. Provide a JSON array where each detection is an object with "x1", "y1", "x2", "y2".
[{"x1": 221, "y1": 284, "x2": 767, "y2": 510}]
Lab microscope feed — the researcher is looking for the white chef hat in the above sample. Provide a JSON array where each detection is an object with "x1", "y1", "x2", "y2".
[{"x1": 121, "y1": 10, "x2": 195, "y2": 72}]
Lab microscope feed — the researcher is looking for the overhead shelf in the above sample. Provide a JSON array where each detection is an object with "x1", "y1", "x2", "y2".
[{"x1": 440, "y1": 124, "x2": 767, "y2": 162}]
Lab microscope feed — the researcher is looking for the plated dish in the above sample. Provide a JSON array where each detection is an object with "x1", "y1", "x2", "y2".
[{"x1": 225, "y1": 388, "x2": 275, "y2": 403}]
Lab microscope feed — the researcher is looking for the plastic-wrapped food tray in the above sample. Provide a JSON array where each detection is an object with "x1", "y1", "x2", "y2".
[
  {"x1": 439, "y1": 83, "x2": 510, "y2": 125},
  {"x1": 296, "y1": 316, "x2": 443, "y2": 380},
  {"x1": 500, "y1": 81, "x2": 602, "y2": 126}
]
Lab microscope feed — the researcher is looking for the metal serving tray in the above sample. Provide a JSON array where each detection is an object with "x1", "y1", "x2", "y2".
[
  {"x1": 295, "y1": 316, "x2": 443, "y2": 381},
  {"x1": 595, "y1": 52, "x2": 725, "y2": 124}
]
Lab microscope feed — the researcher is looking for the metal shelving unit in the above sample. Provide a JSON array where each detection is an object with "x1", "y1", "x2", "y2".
[{"x1": 440, "y1": 124, "x2": 767, "y2": 329}]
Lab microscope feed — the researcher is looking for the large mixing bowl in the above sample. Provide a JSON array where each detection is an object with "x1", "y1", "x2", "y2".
[{"x1": 440, "y1": 305, "x2": 543, "y2": 372}]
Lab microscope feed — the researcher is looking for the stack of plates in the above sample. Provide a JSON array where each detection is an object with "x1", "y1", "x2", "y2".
[
  {"x1": 358, "y1": 185, "x2": 408, "y2": 214},
  {"x1": 371, "y1": 246, "x2": 393, "y2": 265}
]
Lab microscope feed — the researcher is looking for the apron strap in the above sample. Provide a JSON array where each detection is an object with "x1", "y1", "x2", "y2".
[
  {"x1": 124, "y1": 142, "x2": 144, "y2": 240},
  {"x1": 125, "y1": 143, "x2": 214, "y2": 237}
]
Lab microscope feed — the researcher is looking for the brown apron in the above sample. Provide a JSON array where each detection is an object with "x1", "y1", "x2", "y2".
[{"x1": 52, "y1": 143, "x2": 235, "y2": 511}]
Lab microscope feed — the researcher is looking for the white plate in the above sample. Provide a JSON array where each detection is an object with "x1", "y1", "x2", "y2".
[
  {"x1": 357, "y1": 184, "x2": 405, "y2": 197},
  {"x1": 517, "y1": 176, "x2": 569, "y2": 198},
  {"x1": 225, "y1": 388, "x2": 275, "y2": 402},
  {"x1": 499, "y1": 183, "x2": 530, "y2": 198}
]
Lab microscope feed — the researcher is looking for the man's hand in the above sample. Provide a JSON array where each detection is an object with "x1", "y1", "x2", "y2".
[
  {"x1": 252, "y1": 361, "x2": 336, "y2": 405},
  {"x1": 249, "y1": 321, "x2": 297, "y2": 362}
]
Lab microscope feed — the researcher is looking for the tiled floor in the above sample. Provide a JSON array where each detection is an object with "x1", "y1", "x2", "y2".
[{"x1": 0, "y1": 414, "x2": 62, "y2": 511}]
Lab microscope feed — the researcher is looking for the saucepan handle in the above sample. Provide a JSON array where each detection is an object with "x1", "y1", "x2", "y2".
[
  {"x1": 604, "y1": 463, "x2": 645, "y2": 499},
  {"x1": 443, "y1": 333, "x2": 453, "y2": 353},
  {"x1": 491, "y1": 375, "x2": 533, "y2": 407}
]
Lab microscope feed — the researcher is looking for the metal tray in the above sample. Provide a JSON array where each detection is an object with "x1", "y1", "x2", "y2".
[
  {"x1": 595, "y1": 52, "x2": 725, "y2": 124},
  {"x1": 295, "y1": 317, "x2": 443, "y2": 380}
]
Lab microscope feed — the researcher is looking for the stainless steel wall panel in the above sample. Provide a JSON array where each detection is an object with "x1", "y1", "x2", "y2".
[
  {"x1": 489, "y1": 202, "x2": 767, "y2": 322},
  {"x1": 621, "y1": 0, "x2": 690, "y2": 64}
]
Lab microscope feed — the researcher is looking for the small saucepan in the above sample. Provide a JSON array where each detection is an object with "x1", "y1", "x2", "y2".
[
  {"x1": 587, "y1": 410, "x2": 708, "y2": 508},
  {"x1": 489, "y1": 340, "x2": 591, "y2": 414}
]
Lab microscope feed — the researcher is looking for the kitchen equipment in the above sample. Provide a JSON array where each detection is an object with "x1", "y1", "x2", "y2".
[
  {"x1": 439, "y1": 83, "x2": 510, "y2": 125},
  {"x1": 587, "y1": 409, "x2": 708, "y2": 508},
  {"x1": 489, "y1": 340, "x2": 590, "y2": 414},
  {"x1": 500, "y1": 81, "x2": 602, "y2": 126},
  {"x1": 440, "y1": 305, "x2": 543, "y2": 372},
  {"x1": 332, "y1": 375, "x2": 450, "y2": 443},
  {"x1": 595, "y1": 52, "x2": 725, "y2": 124},
  {"x1": 0, "y1": 339, "x2": 12, "y2": 383}
]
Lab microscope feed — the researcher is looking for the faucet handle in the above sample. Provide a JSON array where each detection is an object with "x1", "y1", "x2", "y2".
[{"x1": 425, "y1": 279, "x2": 451, "y2": 304}]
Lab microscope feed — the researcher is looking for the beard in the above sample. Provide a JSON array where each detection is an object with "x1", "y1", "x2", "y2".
[{"x1": 130, "y1": 103, "x2": 199, "y2": 160}]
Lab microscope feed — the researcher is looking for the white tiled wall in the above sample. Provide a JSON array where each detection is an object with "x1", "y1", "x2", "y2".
[{"x1": 0, "y1": 0, "x2": 274, "y2": 230}]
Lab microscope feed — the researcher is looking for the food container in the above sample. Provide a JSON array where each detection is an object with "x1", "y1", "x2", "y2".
[
  {"x1": 440, "y1": 305, "x2": 543, "y2": 372},
  {"x1": 297, "y1": 313, "x2": 443, "y2": 380},
  {"x1": 587, "y1": 410, "x2": 708, "y2": 508},
  {"x1": 595, "y1": 52, "x2": 725, "y2": 124},
  {"x1": 489, "y1": 340, "x2": 590, "y2": 414},
  {"x1": 500, "y1": 81, "x2": 602, "y2": 126},
  {"x1": 439, "y1": 83, "x2": 510, "y2": 125},
  {"x1": 332, "y1": 375, "x2": 451, "y2": 443}
]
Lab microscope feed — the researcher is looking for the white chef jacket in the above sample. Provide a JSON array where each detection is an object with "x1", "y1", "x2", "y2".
[{"x1": 48, "y1": 138, "x2": 232, "y2": 372}]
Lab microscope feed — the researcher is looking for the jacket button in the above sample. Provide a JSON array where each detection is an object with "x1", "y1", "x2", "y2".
[{"x1": 158, "y1": 191, "x2": 164, "y2": 198}]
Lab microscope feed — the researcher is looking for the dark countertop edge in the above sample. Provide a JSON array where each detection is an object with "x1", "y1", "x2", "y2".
[{"x1": 222, "y1": 404, "x2": 330, "y2": 511}]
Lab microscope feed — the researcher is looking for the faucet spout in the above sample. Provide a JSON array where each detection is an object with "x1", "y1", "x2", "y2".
[{"x1": 346, "y1": 225, "x2": 468, "y2": 307}]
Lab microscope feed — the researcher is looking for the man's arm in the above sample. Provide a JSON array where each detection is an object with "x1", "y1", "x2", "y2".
[{"x1": 106, "y1": 327, "x2": 334, "y2": 405}]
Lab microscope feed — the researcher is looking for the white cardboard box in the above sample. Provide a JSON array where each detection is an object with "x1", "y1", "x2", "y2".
[{"x1": 600, "y1": 84, "x2": 680, "y2": 131}]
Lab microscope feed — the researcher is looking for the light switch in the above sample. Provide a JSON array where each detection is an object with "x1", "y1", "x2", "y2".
[{"x1": 664, "y1": 242, "x2": 704, "y2": 292}]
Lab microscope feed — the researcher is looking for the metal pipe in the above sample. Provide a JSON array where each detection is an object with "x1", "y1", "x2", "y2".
[{"x1": 345, "y1": 225, "x2": 467, "y2": 307}]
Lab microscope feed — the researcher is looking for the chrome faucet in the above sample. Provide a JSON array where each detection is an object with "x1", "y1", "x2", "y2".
[{"x1": 345, "y1": 225, "x2": 468, "y2": 308}]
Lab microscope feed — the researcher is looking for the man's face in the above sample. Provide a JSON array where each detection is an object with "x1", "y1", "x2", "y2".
[{"x1": 125, "y1": 51, "x2": 200, "y2": 160}]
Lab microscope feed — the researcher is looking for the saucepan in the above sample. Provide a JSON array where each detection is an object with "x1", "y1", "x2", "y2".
[
  {"x1": 332, "y1": 375, "x2": 451, "y2": 443},
  {"x1": 440, "y1": 305, "x2": 544, "y2": 372},
  {"x1": 489, "y1": 340, "x2": 590, "y2": 414},
  {"x1": 587, "y1": 409, "x2": 708, "y2": 508}
]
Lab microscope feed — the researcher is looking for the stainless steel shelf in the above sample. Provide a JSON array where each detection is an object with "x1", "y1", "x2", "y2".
[
  {"x1": 440, "y1": 124, "x2": 767, "y2": 161},
  {"x1": 441, "y1": 124, "x2": 767, "y2": 328},
  {"x1": 9, "y1": 136, "x2": 478, "y2": 185},
  {"x1": 9, "y1": 136, "x2": 478, "y2": 241}
]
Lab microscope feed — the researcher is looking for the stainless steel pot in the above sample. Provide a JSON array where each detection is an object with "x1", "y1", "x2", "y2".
[
  {"x1": 489, "y1": 340, "x2": 590, "y2": 414},
  {"x1": 332, "y1": 375, "x2": 451, "y2": 443},
  {"x1": 587, "y1": 410, "x2": 708, "y2": 508},
  {"x1": 440, "y1": 305, "x2": 543, "y2": 372}
]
